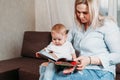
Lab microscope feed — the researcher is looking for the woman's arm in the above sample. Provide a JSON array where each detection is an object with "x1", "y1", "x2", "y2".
[
  {"x1": 97, "y1": 21, "x2": 120, "y2": 68},
  {"x1": 74, "y1": 56, "x2": 101, "y2": 70},
  {"x1": 75, "y1": 20, "x2": 120, "y2": 70}
]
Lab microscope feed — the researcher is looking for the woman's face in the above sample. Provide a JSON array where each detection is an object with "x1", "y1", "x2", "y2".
[{"x1": 76, "y1": 4, "x2": 90, "y2": 24}]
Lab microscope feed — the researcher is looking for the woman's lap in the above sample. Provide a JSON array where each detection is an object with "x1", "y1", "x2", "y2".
[
  {"x1": 53, "y1": 69, "x2": 114, "y2": 80},
  {"x1": 39, "y1": 65, "x2": 114, "y2": 80}
]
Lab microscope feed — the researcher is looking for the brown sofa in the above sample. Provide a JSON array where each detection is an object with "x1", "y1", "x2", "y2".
[{"x1": 0, "y1": 31, "x2": 120, "y2": 80}]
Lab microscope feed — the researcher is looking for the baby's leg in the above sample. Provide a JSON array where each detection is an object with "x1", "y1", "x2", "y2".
[
  {"x1": 39, "y1": 62, "x2": 49, "y2": 80},
  {"x1": 43, "y1": 63, "x2": 55, "y2": 80},
  {"x1": 63, "y1": 67, "x2": 75, "y2": 74}
]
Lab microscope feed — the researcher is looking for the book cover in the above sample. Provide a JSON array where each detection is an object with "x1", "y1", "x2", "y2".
[{"x1": 38, "y1": 49, "x2": 58, "y2": 62}]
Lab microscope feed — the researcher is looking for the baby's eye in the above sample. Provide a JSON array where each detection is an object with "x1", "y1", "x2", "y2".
[
  {"x1": 53, "y1": 39, "x2": 56, "y2": 40},
  {"x1": 58, "y1": 39, "x2": 61, "y2": 41}
]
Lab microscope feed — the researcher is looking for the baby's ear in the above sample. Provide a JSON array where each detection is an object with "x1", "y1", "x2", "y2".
[{"x1": 65, "y1": 34, "x2": 67, "y2": 38}]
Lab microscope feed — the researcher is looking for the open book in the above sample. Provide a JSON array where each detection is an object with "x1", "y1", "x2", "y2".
[{"x1": 38, "y1": 49, "x2": 78, "y2": 73}]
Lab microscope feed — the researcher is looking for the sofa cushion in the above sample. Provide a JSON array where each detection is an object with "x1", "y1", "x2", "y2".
[
  {"x1": 116, "y1": 73, "x2": 120, "y2": 80},
  {"x1": 116, "y1": 64, "x2": 120, "y2": 74},
  {"x1": 0, "y1": 68, "x2": 19, "y2": 80},
  {"x1": 0, "y1": 57, "x2": 47, "y2": 80},
  {"x1": 0, "y1": 58, "x2": 21, "y2": 80},
  {"x1": 21, "y1": 31, "x2": 52, "y2": 58}
]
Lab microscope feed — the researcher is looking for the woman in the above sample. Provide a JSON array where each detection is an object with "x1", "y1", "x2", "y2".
[{"x1": 53, "y1": 0, "x2": 120, "y2": 80}]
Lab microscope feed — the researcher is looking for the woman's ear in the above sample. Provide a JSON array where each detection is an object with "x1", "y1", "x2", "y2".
[{"x1": 66, "y1": 30, "x2": 69, "y2": 34}]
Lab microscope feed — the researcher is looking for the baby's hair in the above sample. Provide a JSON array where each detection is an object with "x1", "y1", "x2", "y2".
[{"x1": 51, "y1": 24, "x2": 67, "y2": 35}]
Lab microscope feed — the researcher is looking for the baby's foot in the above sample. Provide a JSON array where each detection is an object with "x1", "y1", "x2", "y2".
[{"x1": 63, "y1": 68, "x2": 74, "y2": 74}]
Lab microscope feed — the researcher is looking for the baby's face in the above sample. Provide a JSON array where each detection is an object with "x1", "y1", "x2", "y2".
[{"x1": 51, "y1": 32, "x2": 67, "y2": 46}]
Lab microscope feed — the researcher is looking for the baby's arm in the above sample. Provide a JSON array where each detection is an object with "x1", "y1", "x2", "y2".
[
  {"x1": 35, "y1": 47, "x2": 47, "y2": 58},
  {"x1": 35, "y1": 52, "x2": 41, "y2": 58},
  {"x1": 72, "y1": 53, "x2": 77, "y2": 61}
]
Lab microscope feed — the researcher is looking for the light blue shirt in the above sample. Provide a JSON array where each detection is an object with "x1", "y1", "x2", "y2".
[{"x1": 67, "y1": 19, "x2": 120, "y2": 76}]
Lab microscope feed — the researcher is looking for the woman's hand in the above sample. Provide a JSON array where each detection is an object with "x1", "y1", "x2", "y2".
[{"x1": 74, "y1": 56, "x2": 90, "y2": 71}]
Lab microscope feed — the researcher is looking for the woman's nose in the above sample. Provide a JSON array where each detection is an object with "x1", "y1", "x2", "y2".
[{"x1": 80, "y1": 13, "x2": 84, "y2": 18}]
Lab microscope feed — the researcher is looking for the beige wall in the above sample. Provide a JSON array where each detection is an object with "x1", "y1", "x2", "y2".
[{"x1": 0, "y1": 0, "x2": 35, "y2": 60}]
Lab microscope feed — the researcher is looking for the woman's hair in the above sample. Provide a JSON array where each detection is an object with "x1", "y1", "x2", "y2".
[
  {"x1": 74, "y1": 0, "x2": 105, "y2": 28},
  {"x1": 51, "y1": 24, "x2": 67, "y2": 35}
]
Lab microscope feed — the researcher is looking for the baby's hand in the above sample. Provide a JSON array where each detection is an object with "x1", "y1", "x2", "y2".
[
  {"x1": 72, "y1": 57, "x2": 77, "y2": 61},
  {"x1": 35, "y1": 52, "x2": 40, "y2": 58}
]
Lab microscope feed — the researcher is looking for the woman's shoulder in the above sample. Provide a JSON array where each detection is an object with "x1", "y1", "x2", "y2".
[
  {"x1": 69, "y1": 24, "x2": 82, "y2": 34},
  {"x1": 66, "y1": 41, "x2": 72, "y2": 44},
  {"x1": 96, "y1": 18, "x2": 120, "y2": 34},
  {"x1": 104, "y1": 18, "x2": 117, "y2": 26}
]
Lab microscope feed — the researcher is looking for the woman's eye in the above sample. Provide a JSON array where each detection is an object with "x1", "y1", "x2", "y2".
[
  {"x1": 77, "y1": 11, "x2": 80, "y2": 14},
  {"x1": 83, "y1": 12, "x2": 88, "y2": 14}
]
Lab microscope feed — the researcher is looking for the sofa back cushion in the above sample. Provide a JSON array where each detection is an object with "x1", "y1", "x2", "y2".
[{"x1": 21, "y1": 31, "x2": 51, "y2": 58}]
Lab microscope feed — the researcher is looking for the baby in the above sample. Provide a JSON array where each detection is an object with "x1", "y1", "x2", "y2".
[{"x1": 36, "y1": 23, "x2": 76, "y2": 80}]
